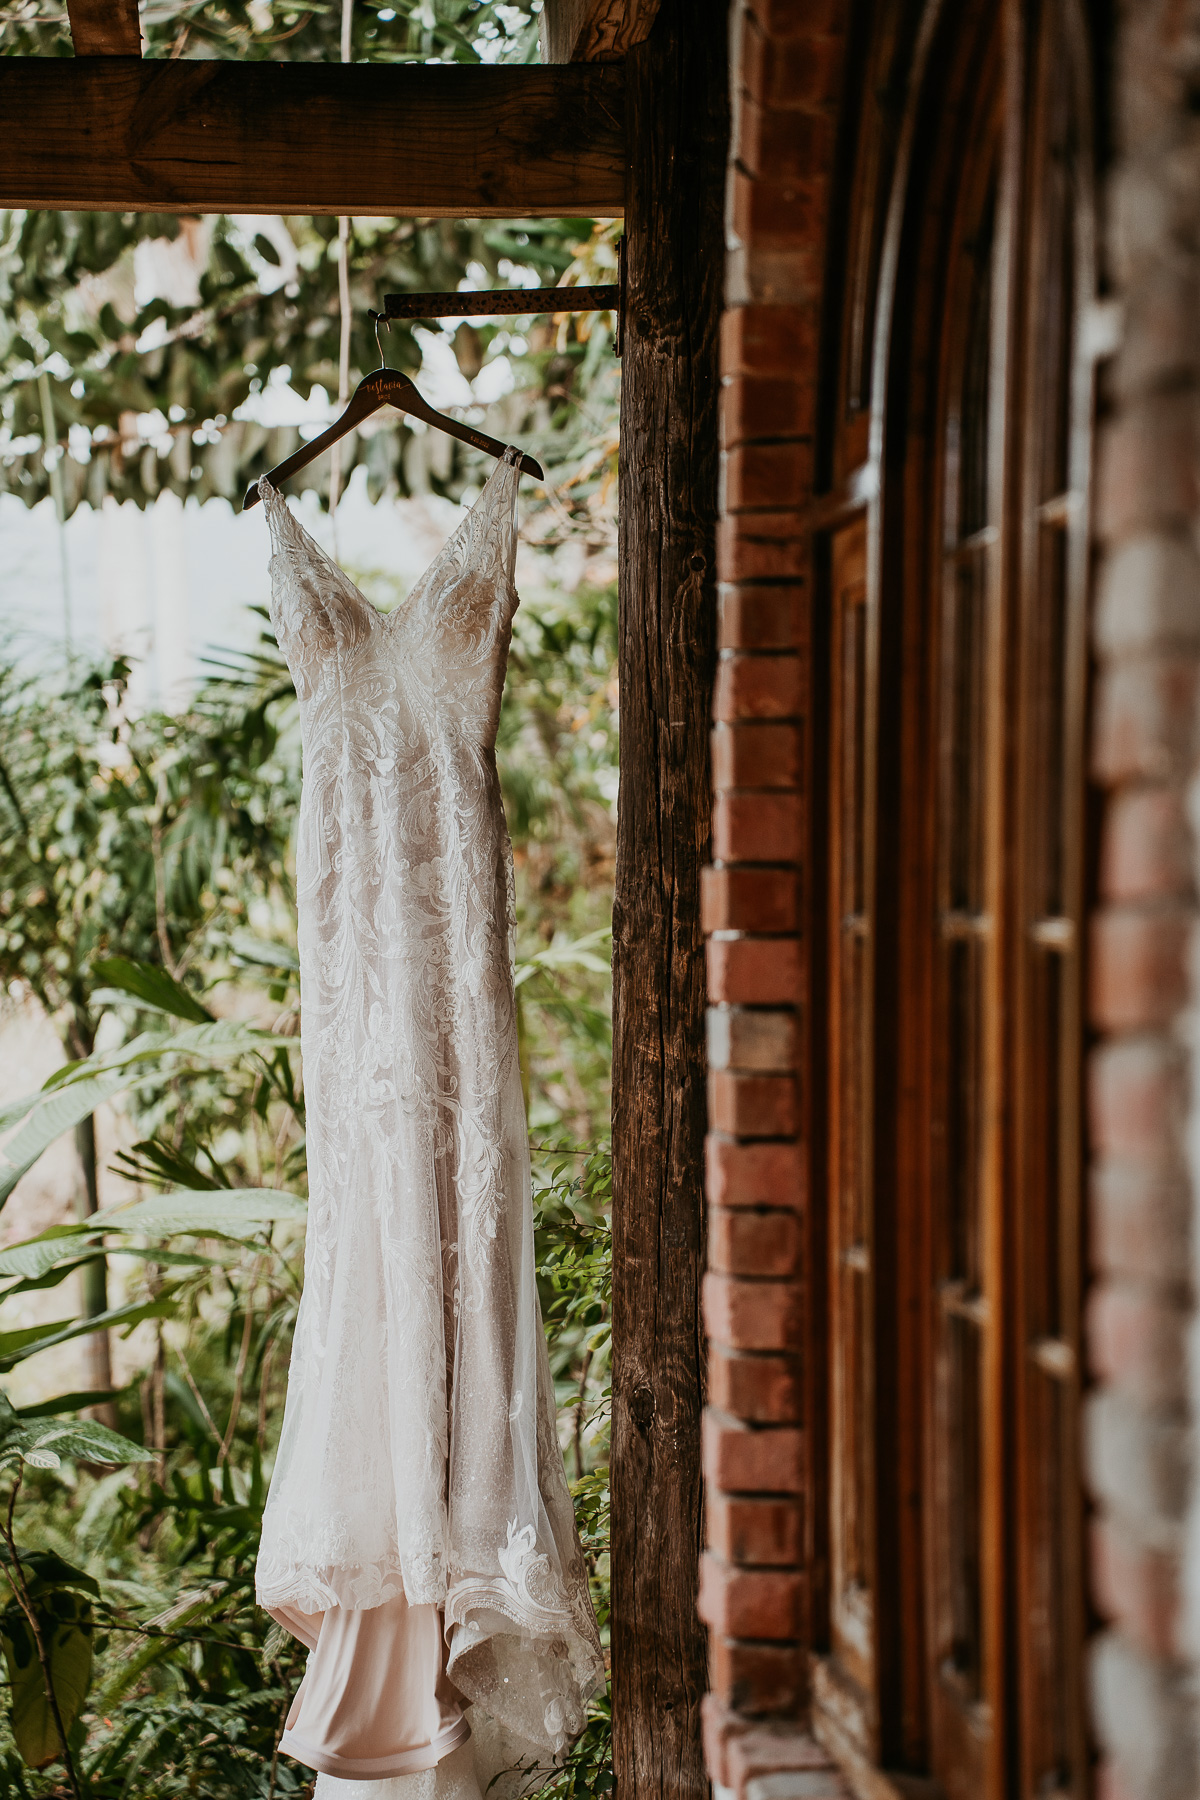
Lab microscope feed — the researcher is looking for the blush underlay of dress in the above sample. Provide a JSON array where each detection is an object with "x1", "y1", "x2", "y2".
[{"x1": 254, "y1": 453, "x2": 604, "y2": 1795}]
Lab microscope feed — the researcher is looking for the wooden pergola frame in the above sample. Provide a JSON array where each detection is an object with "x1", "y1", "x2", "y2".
[{"x1": 4, "y1": 5, "x2": 726, "y2": 1799}]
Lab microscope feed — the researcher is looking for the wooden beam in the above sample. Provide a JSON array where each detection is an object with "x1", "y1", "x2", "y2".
[
  {"x1": 611, "y1": 1, "x2": 726, "y2": 1798},
  {"x1": 65, "y1": 0, "x2": 142, "y2": 55},
  {"x1": 541, "y1": 0, "x2": 661, "y2": 61},
  {"x1": 0, "y1": 60, "x2": 624, "y2": 216}
]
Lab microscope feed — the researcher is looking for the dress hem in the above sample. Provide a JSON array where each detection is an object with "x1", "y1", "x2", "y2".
[{"x1": 279, "y1": 1712, "x2": 471, "y2": 1779}]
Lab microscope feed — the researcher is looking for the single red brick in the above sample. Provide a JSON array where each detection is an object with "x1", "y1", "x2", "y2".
[
  {"x1": 751, "y1": 0, "x2": 846, "y2": 37},
  {"x1": 701, "y1": 865, "x2": 800, "y2": 933},
  {"x1": 1088, "y1": 1035, "x2": 1186, "y2": 1161},
  {"x1": 1091, "y1": 657, "x2": 1200, "y2": 786},
  {"x1": 714, "y1": 792, "x2": 804, "y2": 863},
  {"x1": 732, "y1": 171, "x2": 828, "y2": 253},
  {"x1": 710, "y1": 1206, "x2": 802, "y2": 1278},
  {"x1": 704, "y1": 1412, "x2": 806, "y2": 1494},
  {"x1": 1090, "y1": 1514, "x2": 1181, "y2": 1660},
  {"x1": 1090, "y1": 906, "x2": 1193, "y2": 1031},
  {"x1": 1090, "y1": 1160, "x2": 1190, "y2": 1285},
  {"x1": 701, "y1": 1694, "x2": 748, "y2": 1792},
  {"x1": 737, "y1": 95, "x2": 837, "y2": 181},
  {"x1": 740, "y1": 19, "x2": 844, "y2": 111},
  {"x1": 712, "y1": 721, "x2": 802, "y2": 790},
  {"x1": 1100, "y1": 785, "x2": 1195, "y2": 902},
  {"x1": 728, "y1": 1728, "x2": 848, "y2": 1796},
  {"x1": 704, "y1": 1271, "x2": 803, "y2": 1351},
  {"x1": 699, "y1": 1552, "x2": 806, "y2": 1640},
  {"x1": 708, "y1": 1493, "x2": 802, "y2": 1567},
  {"x1": 1086, "y1": 1280, "x2": 1188, "y2": 1408},
  {"x1": 708, "y1": 936, "x2": 804, "y2": 1006},
  {"x1": 725, "y1": 438, "x2": 815, "y2": 511},
  {"x1": 709, "y1": 1069, "x2": 801, "y2": 1137},
  {"x1": 714, "y1": 653, "x2": 805, "y2": 722},
  {"x1": 1095, "y1": 394, "x2": 1200, "y2": 543},
  {"x1": 1093, "y1": 1758, "x2": 1136, "y2": 1800},
  {"x1": 722, "y1": 375, "x2": 816, "y2": 447},
  {"x1": 707, "y1": 1135, "x2": 805, "y2": 1210},
  {"x1": 708, "y1": 1006, "x2": 798, "y2": 1073},
  {"x1": 709, "y1": 1345, "x2": 803, "y2": 1424},
  {"x1": 718, "y1": 583, "x2": 807, "y2": 651},
  {"x1": 709, "y1": 1635, "x2": 808, "y2": 1716},
  {"x1": 721, "y1": 304, "x2": 818, "y2": 378},
  {"x1": 718, "y1": 511, "x2": 809, "y2": 582}
]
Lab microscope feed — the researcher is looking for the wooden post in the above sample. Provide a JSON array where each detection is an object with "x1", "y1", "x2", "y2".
[{"x1": 612, "y1": 3, "x2": 728, "y2": 1797}]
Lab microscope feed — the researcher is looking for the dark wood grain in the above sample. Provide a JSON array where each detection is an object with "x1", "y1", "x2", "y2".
[
  {"x1": 384, "y1": 285, "x2": 618, "y2": 319},
  {"x1": 66, "y1": 0, "x2": 141, "y2": 55},
  {"x1": 0, "y1": 60, "x2": 624, "y2": 216},
  {"x1": 540, "y1": 0, "x2": 661, "y2": 62},
  {"x1": 610, "y1": 3, "x2": 726, "y2": 1798}
]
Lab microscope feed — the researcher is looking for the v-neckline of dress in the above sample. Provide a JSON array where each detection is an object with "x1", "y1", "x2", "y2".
[{"x1": 259, "y1": 447, "x2": 521, "y2": 634}]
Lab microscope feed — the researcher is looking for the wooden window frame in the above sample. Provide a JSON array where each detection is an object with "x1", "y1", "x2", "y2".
[{"x1": 810, "y1": 2, "x2": 1098, "y2": 1796}]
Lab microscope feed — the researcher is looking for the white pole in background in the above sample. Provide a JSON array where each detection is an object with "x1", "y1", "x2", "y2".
[{"x1": 37, "y1": 372, "x2": 73, "y2": 656}]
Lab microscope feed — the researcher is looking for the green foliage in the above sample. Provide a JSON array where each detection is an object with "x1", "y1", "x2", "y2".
[
  {"x1": 2, "y1": 1581, "x2": 93, "y2": 1770},
  {"x1": 0, "y1": 14, "x2": 617, "y2": 1765},
  {"x1": 0, "y1": 537, "x2": 616, "y2": 1790}
]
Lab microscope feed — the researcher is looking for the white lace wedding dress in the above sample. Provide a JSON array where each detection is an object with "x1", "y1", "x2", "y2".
[{"x1": 254, "y1": 451, "x2": 604, "y2": 1796}]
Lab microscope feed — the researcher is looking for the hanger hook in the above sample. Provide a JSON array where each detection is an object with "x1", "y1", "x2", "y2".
[{"x1": 368, "y1": 308, "x2": 391, "y2": 369}]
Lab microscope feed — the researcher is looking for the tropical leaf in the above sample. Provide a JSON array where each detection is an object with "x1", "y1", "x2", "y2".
[
  {"x1": 0, "y1": 1023, "x2": 296, "y2": 1210},
  {"x1": 0, "y1": 1190, "x2": 304, "y2": 1287},
  {"x1": 0, "y1": 1587, "x2": 93, "y2": 1770},
  {"x1": 0, "y1": 1549, "x2": 100, "y2": 1599},
  {"x1": 0, "y1": 1297, "x2": 178, "y2": 1374},
  {"x1": 228, "y1": 932, "x2": 300, "y2": 972},
  {"x1": 47, "y1": 1020, "x2": 295, "y2": 1089},
  {"x1": 0, "y1": 1226, "x2": 97, "y2": 1283},
  {"x1": 0, "y1": 1063, "x2": 144, "y2": 1209},
  {"x1": 15, "y1": 1389, "x2": 126, "y2": 1422},
  {"x1": 15, "y1": 1417, "x2": 154, "y2": 1469},
  {"x1": 98, "y1": 1187, "x2": 307, "y2": 1237},
  {"x1": 90, "y1": 956, "x2": 215, "y2": 1024}
]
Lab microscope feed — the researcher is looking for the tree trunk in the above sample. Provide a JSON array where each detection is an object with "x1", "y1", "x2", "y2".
[{"x1": 611, "y1": 2, "x2": 727, "y2": 1796}]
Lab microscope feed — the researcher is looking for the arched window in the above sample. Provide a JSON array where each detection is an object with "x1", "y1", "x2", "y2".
[{"x1": 814, "y1": 2, "x2": 1097, "y2": 1792}]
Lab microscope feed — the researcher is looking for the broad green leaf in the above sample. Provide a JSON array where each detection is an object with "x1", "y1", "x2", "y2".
[
  {"x1": 97, "y1": 1187, "x2": 307, "y2": 1236},
  {"x1": 0, "y1": 1549, "x2": 100, "y2": 1599},
  {"x1": 514, "y1": 927, "x2": 613, "y2": 988},
  {"x1": 90, "y1": 956, "x2": 214, "y2": 1023},
  {"x1": 229, "y1": 931, "x2": 300, "y2": 972},
  {"x1": 1, "y1": 1589, "x2": 93, "y2": 1770},
  {"x1": 0, "y1": 1296, "x2": 177, "y2": 1373},
  {"x1": 47, "y1": 1020, "x2": 295, "y2": 1089},
  {"x1": 1, "y1": 1023, "x2": 295, "y2": 1211},
  {"x1": 23, "y1": 1418, "x2": 154, "y2": 1467},
  {"x1": 0, "y1": 1192, "x2": 303, "y2": 1288},
  {"x1": 0, "y1": 1226, "x2": 95, "y2": 1282},
  {"x1": 0, "y1": 1063, "x2": 143, "y2": 1208},
  {"x1": 15, "y1": 1389, "x2": 125, "y2": 1421}
]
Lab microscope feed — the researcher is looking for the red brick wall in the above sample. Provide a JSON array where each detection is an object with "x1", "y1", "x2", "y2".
[
  {"x1": 1084, "y1": 5, "x2": 1200, "y2": 1795},
  {"x1": 700, "y1": 3, "x2": 850, "y2": 1793},
  {"x1": 705, "y1": 5, "x2": 1200, "y2": 1799}
]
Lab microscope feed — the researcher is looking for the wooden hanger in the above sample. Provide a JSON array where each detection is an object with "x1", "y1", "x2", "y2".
[{"x1": 242, "y1": 312, "x2": 542, "y2": 511}]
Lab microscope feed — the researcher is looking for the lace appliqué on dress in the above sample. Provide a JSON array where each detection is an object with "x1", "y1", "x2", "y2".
[{"x1": 253, "y1": 457, "x2": 603, "y2": 1787}]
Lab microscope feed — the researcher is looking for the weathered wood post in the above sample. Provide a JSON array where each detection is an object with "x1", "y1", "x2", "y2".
[{"x1": 612, "y1": 1, "x2": 728, "y2": 1795}]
